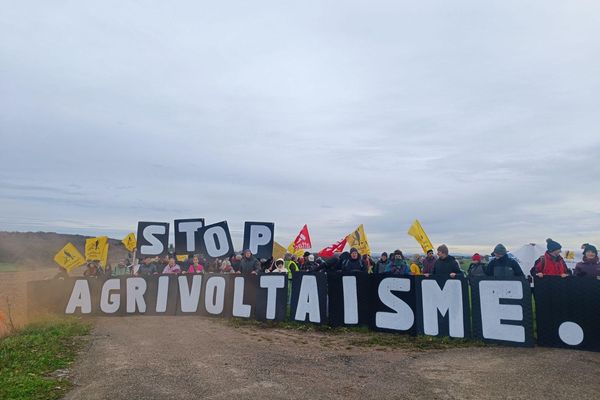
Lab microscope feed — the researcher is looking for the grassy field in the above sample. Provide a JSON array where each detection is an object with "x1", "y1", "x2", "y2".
[
  {"x1": 0, "y1": 263, "x2": 20, "y2": 273},
  {"x1": 0, "y1": 318, "x2": 91, "y2": 400}
]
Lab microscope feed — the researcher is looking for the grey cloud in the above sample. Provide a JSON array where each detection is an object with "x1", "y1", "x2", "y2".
[{"x1": 1, "y1": 1, "x2": 599, "y2": 253}]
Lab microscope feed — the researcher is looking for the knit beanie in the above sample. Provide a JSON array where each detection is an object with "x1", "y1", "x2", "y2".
[
  {"x1": 437, "y1": 244, "x2": 449, "y2": 255},
  {"x1": 472, "y1": 253, "x2": 482, "y2": 262},
  {"x1": 381, "y1": 252, "x2": 388, "y2": 257},
  {"x1": 582, "y1": 243, "x2": 598, "y2": 256},
  {"x1": 350, "y1": 247, "x2": 359, "y2": 254},
  {"x1": 493, "y1": 244, "x2": 507, "y2": 257},
  {"x1": 546, "y1": 238, "x2": 561, "y2": 252}
]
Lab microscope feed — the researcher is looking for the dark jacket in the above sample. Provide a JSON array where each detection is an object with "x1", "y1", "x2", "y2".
[
  {"x1": 422, "y1": 255, "x2": 437, "y2": 274},
  {"x1": 375, "y1": 259, "x2": 390, "y2": 274},
  {"x1": 432, "y1": 255, "x2": 462, "y2": 276},
  {"x1": 574, "y1": 257, "x2": 600, "y2": 278},
  {"x1": 137, "y1": 263, "x2": 157, "y2": 276},
  {"x1": 386, "y1": 259, "x2": 410, "y2": 275},
  {"x1": 467, "y1": 262, "x2": 487, "y2": 277},
  {"x1": 302, "y1": 261, "x2": 320, "y2": 272},
  {"x1": 342, "y1": 257, "x2": 364, "y2": 272},
  {"x1": 485, "y1": 256, "x2": 523, "y2": 277},
  {"x1": 239, "y1": 256, "x2": 261, "y2": 274}
]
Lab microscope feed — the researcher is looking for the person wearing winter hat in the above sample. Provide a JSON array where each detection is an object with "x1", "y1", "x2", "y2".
[
  {"x1": 422, "y1": 249, "x2": 437, "y2": 275},
  {"x1": 342, "y1": 247, "x2": 364, "y2": 272},
  {"x1": 430, "y1": 244, "x2": 462, "y2": 278},
  {"x1": 467, "y1": 253, "x2": 486, "y2": 280},
  {"x1": 531, "y1": 239, "x2": 570, "y2": 278},
  {"x1": 238, "y1": 249, "x2": 261, "y2": 274},
  {"x1": 486, "y1": 244, "x2": 523, "y2": 278},
  {"x1": 375, "y1": 252, "x2": 391, "y2": 273},
  {"x1": 267, "y1": 258, "x2": 288, "y2": 274},
  {"x1": 574, "y1": 243, "x2": 600, "y2": 278},
  {"x1": 302, "y1": 251, "x2": 311, "y2": 265},
  {"x1": 302, "y1": 254, "x2": 319, "y2": 272},
  {"x1": 492, "y1": 244, "x2": 507, "y2": 257},
  {"x1": 386, "y1": 250, "x2": 410, "y2": 275}
]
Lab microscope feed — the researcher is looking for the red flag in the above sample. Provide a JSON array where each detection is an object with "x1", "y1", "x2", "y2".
[
  {"x1": 288, "y1": 224, "x2": 312, "y2": 254},
  {"x1": 318, "y1": 237, "x2": 347, "y2": 258}
]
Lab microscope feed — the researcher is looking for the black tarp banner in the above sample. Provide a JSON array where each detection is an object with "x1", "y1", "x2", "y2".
[
  {"x1": 196, "y1": 221, "x2": 235, "y2": 260},
  {"x1": 415, "y1": 276, "x2": 470, "y2": 339},
  {"x1": 255, "y1": 273, "x2": 288, "y2": 322},
  {"x1": 470, "y1": 277, "x2": 534, "y2": 346},
  {"x1": 176, "y1": 273, "x2": 234, "y2": 317},
  {"x1": 175, "y1": 274, "x2": 206, "y2": 316},
  {"x1": 290, "y1": 272, "x2": 328, "y2": 325},
  {"x1": 174, "y1": 218, "x2": 205, "y2": 255},
  {"x1": 242, "y1": 222, "x2": 275, "y2": 260},
  {"x1": 327, "y1": 272, "x2": 372, "y2": 327},
  {"x1": 370, "y1": 275, "x2": 416, "y2": 334},
  {"x1": 27, "y1": 273, "x2": 600, "y2": 352},
  {"x1": 535, "y1": 277, "x2": 600, "y2": 351},
  {"x1": 200, "y1": 274, "x2": 233, "y2": 318},
  {"x1": 62, "y1": 278, "x2": 103, "y2": 315},
  {"x1": 141, "y1": 275, "x2": 178, "y2": 316},
  {"x1": 136, "y1": 222, "x2": 170, "y2": 256}
]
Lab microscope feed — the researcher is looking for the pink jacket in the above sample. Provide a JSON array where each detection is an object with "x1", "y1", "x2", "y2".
[{"x1": 188, "y1": 264, "x2": 204, "y2": 273}]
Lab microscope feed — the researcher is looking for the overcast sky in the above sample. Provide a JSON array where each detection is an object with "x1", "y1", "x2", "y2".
[{"x1": 1, "y1": 1, "x2": 599, "y2": 255}]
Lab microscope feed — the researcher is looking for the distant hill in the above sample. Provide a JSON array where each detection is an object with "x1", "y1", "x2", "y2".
[{"x1": 0, "y1": 231, "x2": 130, "y2": 268}]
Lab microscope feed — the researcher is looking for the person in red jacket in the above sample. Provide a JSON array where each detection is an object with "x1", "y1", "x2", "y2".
[{"x1": 532, "y1": 238, "x2": 570, "y2": 278}]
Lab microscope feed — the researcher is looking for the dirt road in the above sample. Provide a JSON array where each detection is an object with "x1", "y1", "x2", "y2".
[{"x1": 64, "y1": 316, "x2": 600, "y2": 400}]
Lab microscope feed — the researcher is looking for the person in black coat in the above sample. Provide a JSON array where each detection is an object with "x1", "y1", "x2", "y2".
[
  {"x1": 431, "y1": 244, "x2": 462, "y2": 277},
  {"x1": 485, "y1": 244, "x2": 524, "y2": 277},
  {"x1": 342, "y1": 248, "x2": 364, "y2": 272}
]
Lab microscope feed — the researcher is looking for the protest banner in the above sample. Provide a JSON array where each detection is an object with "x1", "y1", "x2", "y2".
[{"x1": 35, "y1": 218, "x2": 600, "y2": 353}]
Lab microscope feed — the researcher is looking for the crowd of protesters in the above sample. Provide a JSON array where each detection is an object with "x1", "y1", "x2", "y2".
[{"x1": 57, "y1": 237, "x2": 600, "y2": 281}]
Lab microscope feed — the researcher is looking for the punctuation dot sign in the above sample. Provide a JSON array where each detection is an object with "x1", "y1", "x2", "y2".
[{"x1": 558, "y1": 321, "x2": 584, "y2": 346}]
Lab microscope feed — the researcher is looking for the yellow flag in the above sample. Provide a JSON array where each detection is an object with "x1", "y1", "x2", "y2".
[
  {"x1": 176, "y1": 254, "x2": 189, "y2": 262},
  {"x1": 54, "y1": 243, "x2": 86, "y2": 272},
  {"x1": 122, "y1": 232, "x2": 137, "y2": 252},
  {"x1": 346, "y1": 224, "x2": 371, "y2": 255},
  {"x1": 272, "y1": 241, "x2": 287, "y2": 260},
  {"x1": 286, "y1": 243, "x2": 306, "y2": 257},
  {"x1": 564, "y1": 250, "x2": 575, "y2": 260},
  {"x1": 407, "y1": 219, "x2": 433, "y2": 253},
  {"x1": 85, "y1": 236, "x2": 108, "y2": 261},
  {"x1": 99, "y1": 243, "x2": 109, "y2": 269}
]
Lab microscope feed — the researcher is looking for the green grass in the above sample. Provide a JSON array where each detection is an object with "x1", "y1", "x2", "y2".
[
  {"x1": 347, "y1": 333, "x2": 485, "y2": 350},
  {"x1": 0, "y1": 318, "x2": 91, "y2": 400},
  {"x1": 227, "y1": 318, "x2": 486, "y2": 350},
  {"x1": 0, "y1": 263, "x2": 19, "y2": 273}
]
